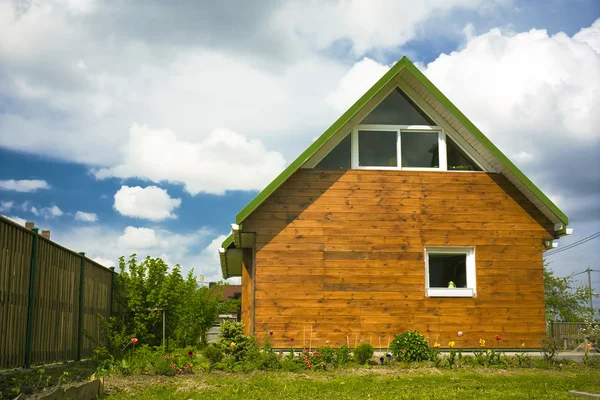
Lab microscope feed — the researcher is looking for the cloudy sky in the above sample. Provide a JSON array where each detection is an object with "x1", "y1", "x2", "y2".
[{"x1": 0, "y1": 0, "x2": 598, "y2": 291}]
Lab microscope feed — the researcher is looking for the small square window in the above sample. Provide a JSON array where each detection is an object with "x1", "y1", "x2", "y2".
[
  {"x1": 358, "y1": 130, "x2": 397, "y2": 167},
  {"x1": 401, "y1": 131, "x2": 439, "y2": 168},
  {"x1": 425, "y1": 248, "x2": 476, "y2": 297}
]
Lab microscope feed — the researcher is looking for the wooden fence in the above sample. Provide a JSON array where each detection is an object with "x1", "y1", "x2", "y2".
[
  {"x1": 547, "y1": 322, "x2": 592, "y2": 350},
  {"x1": 0, "y1": 216, "x2": 115, "y2": 369}
]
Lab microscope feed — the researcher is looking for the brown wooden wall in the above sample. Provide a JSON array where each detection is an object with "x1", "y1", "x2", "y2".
[
  {"x1": 0, "y1": 216, "x2": 114, "y2": 368},
  {"x1": 241, "y1": 170, "x2": 555, "y2": 349}
]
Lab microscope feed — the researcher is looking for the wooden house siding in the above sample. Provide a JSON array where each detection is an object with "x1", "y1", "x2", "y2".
[{"x1": 241, "y1": 169, "x2": 554, "y2": 349}]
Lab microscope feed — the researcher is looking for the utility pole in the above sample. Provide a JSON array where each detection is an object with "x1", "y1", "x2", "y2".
[{"x1": 587, "y1": 267, "x2": 594, "y2": 317}]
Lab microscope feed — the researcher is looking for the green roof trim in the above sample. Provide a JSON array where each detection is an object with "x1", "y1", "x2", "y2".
[
  {"x1": 222, "y1": 233, "x2": 234, "y2": 249},
  {"x1": 233, "y1": 56, "x2": 568, "y2": 226},
  {"x1": 402, "y1": 62, "x2": 568, "y2": 225},
  {"x1": 235, "y1": 57, "x2": 412, "y2": 224}
]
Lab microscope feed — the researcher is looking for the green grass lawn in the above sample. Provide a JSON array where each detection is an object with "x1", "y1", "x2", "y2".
[{"x1": 103, "y1": 368, "x2": 600, "y2": 399}]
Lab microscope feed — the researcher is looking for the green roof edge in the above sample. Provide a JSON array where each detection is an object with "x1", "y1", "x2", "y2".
[
  {"x1": 403, "y1": 62, "x2": 568, "y2": 225},
  {"x1": 222, "y1": 233, "x2": 234, "y2": 249},
  {"x1": 233, "y1": 56, "x2": 568, "y2": 227},
  {"x1": 235, "y1": 57, "x2": 412, "y2": 224}
]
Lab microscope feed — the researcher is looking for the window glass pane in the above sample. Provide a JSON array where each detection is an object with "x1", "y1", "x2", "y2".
[
  {"x1": 429, "y1": 254, "x2": 467, "y2": 288},
  {"x1": 361, "y1": 88, "x2": 435, "y2": 125},
  {"x1": 315, "y1": 134, "x2": 351, "y2": 169},
  {"x1": 447, "y1": 136, "x2": 482, "y2": 171},
  {"x1": 358, "y1": 130, "x2": 397, "y2": 167},
  {"x1": 401, "y1": 132, "x2": 439, "y2": 168}
]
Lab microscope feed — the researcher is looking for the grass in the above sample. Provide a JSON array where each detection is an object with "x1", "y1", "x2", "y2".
[{"x1": 103, "y1": 368, "x2": 600, "y2": 399}]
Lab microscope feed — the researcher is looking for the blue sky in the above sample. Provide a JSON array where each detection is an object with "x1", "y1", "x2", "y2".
[{"x1": 0, "y1": 0, "x2": 599, "y2": 294}]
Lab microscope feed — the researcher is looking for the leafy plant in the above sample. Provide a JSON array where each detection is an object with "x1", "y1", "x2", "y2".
[
  {"x1": 203, "y1": 345, "x2": 224, "y2": 365},
  {"x1": 390, "y1": 331, "x2": 431, "y2": 362},
  {"x1": 217, "y1": 321, "x2": 258, "y2": 361},
  {"x1": 541, "y1": 337, "x2": 561, "y2": 362},
  {"x1": 353, "y1": 343, "x2": 374, "y2": 365},
  {"x1": 544, "y1": 264, "x2": 595, "y2": 322},
  {"x1": 335, "y1": 345, "x2": 352, "y2": 367}
]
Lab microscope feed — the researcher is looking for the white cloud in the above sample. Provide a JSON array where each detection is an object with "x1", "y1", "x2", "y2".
[
  {"x1": 75, "y1": 211, "x2": 98, "y2": 222},
  {"x1": 0, "y1": 1, "x2": 509, "y2": 194},
  {"x1": 31, "y1": 205, "x2": 64, "y2": 219},
  {"x1": 326, "y1": 57, "x2": 390, "y2": 113},
  {"x1": 113, "y1": 184, "x2": 182, "y2": 220},
  {"x1": 574, "y1": 18, "x2": 600, "y2": 53},
  {"x1": 0, "y1": 179, "x2": 50, "y2": 192},
  {"x1": 91, "y1": 256, "x2": 115, "y2": 268},
  {"x1": 0, "y1": 201, "x2": 13, "y2": 212},
  {"x1": 97, "y1": 124, "x2": 286, "y2": 195},
  {"x1": 118, "y1": 226, "x2": 158, "y2": 249},
  {"x1": 50, "y1": 223, "x2": 225, "y2": 281},
  {"x1": 3, "y1": 215, "x2": 27, "y2": 226},
  {"x1": 276, "y1": 0, "x2": 506, "y2": 56}
]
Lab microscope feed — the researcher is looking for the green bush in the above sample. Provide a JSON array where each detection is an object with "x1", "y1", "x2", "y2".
[
  {"x1": 256, "y1": 351, "x2": 281, "y2": 371},
  {"x1": 335, "y1": 345, "x2": 352, "y2": 366},
  {"x1": 202, "y1": 345, "x2": 224, "y2": 365},
  {"x1": 390, "y1": 331, "x2": 431, "y2": 362},
  {"x1": 353, "y1": 343, "x2": 374, "y2": 365},
  {"x1": 217, "y1": 321, "x2": 258, "y2": 361}
]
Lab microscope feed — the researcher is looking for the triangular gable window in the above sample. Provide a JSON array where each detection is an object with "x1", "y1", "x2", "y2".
[
  {"x1": 315, "y1": 134, "x2": 351, "y2": 169},
  {"x1": 446, "y1": 135, "x2": 482, "y2": 171},
  {"x1": 361, "y1": 88, "x2": 434, "y2": 125}
]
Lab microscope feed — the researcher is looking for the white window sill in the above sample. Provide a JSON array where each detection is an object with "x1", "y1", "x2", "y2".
[{"x1": 426, "y1": 288, "x2": 474, "y2": 298}]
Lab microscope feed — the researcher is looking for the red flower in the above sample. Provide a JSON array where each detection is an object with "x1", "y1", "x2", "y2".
[
  {"x1": 187, "y1": 350, "x2": 193, "y2": 357},
  {"x1": 130, "y1": 338, "x2": 138, "y2": 344},
  {"x1": 269, "y1": 330, "x2": 273, "y2": 336},
  {"x1": 290, "y1": 337, "x2": 294, "y2": 342},
  {"x1": 495, "y1": 335, "x2": 502, "y2": 341}
]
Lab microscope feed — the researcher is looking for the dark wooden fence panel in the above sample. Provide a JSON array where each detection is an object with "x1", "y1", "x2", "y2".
[
  {"x1": 0, "y1": 219, "x2": 32, "y2": 369},
  {"x1": 0, "y1": 216, "x2": 115, "y2": 369},
  {"x1": 81, "y1": 260, "x2": 111, "y2": 359}
]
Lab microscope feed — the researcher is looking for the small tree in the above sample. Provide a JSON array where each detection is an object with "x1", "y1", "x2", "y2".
[{"x1": 544, "y1": 264, "x2": 595, "y2": 322}]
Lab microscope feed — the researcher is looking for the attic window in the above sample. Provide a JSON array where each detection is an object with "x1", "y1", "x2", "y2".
[
  {"x1": 446, "y1": 135, "x2": 482, "y2": 171},
  {"x1": 315, "y1": 134, "x2": 351, "y2": 169},
  {"x1": 361, "y1": 88, "x2": 434, "y2": 125},
  {"x1": 425, "y1": 247, "x2": 476, "y2": 298}
]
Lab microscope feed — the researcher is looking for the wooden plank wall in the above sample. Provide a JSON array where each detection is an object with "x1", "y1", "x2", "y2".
[
  {"x1": 0, "y1": 216, "x2": 113, "y2": 368},
  {"x1": 242, "y1": 170, "x2": 555, "y2": 349}
]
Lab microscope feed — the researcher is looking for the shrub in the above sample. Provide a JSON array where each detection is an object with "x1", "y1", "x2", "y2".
[
  {"x1": 218, "y1": 321, "x2": 257, "y2": 361},
  {"x1": 353, "y1": 343, "x2": 374, "y2": 365},
  {"x1": 257, "y1": 351, "x2": 281, "y2": 371},
  {"x1": 203, "y1": 345, "x2": 224, "y2": 365},
  {"x1": 541, "y1": 337, "x2": 561, "y2": 362},
  {"x1": 390, "y1": 331, "x2": 431, "y2": 362},
  {"x1": 335, "y1": 345, "x2": 352, "y2": 367}
]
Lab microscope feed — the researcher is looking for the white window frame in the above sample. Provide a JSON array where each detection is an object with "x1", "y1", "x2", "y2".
[
  {"x1": 351, "y1": 125, "x2": 448, "y2": 171},
  {"x1": 424, "y1": 247, "x2": 476, "y2": 298}
]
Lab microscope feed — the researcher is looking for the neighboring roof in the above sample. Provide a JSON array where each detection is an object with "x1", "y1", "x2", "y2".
[
  {"x1": 220, "y1": 56, "x2": 569, "y2": 275},
  {"x1": 221, "y1": 285, "x2": 242, "y2": 301}
]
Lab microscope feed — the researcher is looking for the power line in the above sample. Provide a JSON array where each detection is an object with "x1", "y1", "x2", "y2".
[{"x1": 545, "y1": 231, "x2": 600, "y2": 257}]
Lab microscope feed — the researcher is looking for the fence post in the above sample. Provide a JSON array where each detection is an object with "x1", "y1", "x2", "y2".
[
  {"x1": 109, "y1": 267, "x2": 115, "y2": 317},
  {"x1": 77, "y1": 252, "x2": 85, "y2": 361},
  {"x1": 24, "y1": 227, "x2": 39, "y2": 368},
  {"x1": 550, "y1": 321, "x2": 554, "y2": 338}
]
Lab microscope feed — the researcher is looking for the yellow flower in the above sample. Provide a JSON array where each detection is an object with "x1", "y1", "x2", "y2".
[
  {"x1": 433, "y1": 342, "x2": 440, "y2": 348},
  {"x1": 448, "y1": 341, "x2": 455, "y2": 348},
  {"x1": 230, "y1": 342, "x2": 236, "y2": 348},
  {"x1": 479, "y1": 338, "x2": 486, "y2": 347},
  {"x1": 521, "y1": 342, "x2": 525, "y2": 348},
  {"x1": 326, "y1": 340, "x2": 330, "y2": 344},
  {"x1": 587, "y1": 343, "x2": 592, "y2": 350},
  {"x1": 487, "y1": 349, "x2": 492, "y2": 354}
]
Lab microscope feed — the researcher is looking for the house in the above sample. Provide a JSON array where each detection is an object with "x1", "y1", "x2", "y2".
[{"x1": 218, "y1": 57, "x2": 570, "y2": 349}]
